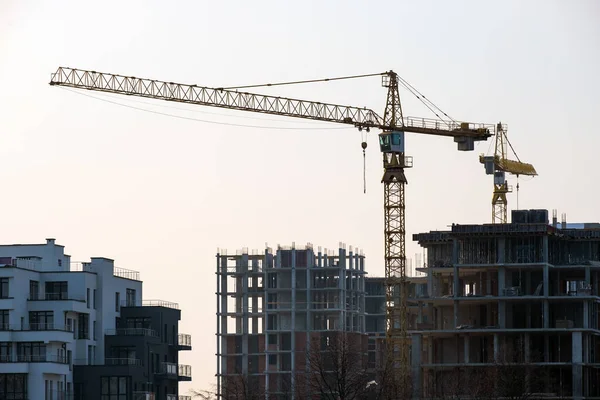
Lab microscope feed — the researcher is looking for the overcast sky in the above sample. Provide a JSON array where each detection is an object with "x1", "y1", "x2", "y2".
[{"x1": 1, "y1": 0, "x2": 599, "y2": 393}]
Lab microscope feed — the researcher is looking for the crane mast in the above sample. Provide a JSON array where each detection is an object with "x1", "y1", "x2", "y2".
[{"x1": 50, "y1": 67, "x2": 494, "y2": 397}]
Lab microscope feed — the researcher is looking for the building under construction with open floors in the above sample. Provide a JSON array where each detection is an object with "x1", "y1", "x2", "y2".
[
  {"x1": 409, "y1": 209, "x2": 600, "y2": 399},
  {"x1": 215, "y1": 243, "x2": 367, "y2": 399}
]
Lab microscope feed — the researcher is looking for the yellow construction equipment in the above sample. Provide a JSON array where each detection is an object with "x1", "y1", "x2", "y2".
[
  {"x1": 49, "y1": 67, "x2": 495, "y2": 396},
  {"x1": 479, "y1": 123, "x2": 537, "y2": 224}
]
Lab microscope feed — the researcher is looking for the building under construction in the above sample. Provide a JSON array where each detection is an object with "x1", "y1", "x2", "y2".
[
  {"x1": 215, "y1": 243, "x2": 367, "y2": 399},
  {"x1": 410, "y1": 209, "x2": 600, "y2": 399}
]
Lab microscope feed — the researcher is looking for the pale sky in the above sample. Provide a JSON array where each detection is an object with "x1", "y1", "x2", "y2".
[{"x1": 1, "y1": 0, "x2": 599, "y2": 394}]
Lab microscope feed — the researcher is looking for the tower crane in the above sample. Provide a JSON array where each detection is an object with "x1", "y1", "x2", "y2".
[
  {"x1": 479, "y1": 123, "x2": 537, "y2": 224},
  {"x1": 49, "y1": 67, "x2": 495, "y2": 395}
]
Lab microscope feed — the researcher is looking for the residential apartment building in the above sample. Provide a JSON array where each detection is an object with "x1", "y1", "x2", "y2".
[
  {"x1": 0, "y1": 238, "x2": 191, "y2": 400},
  {"x1": 216, "y1": 243, "x2": 367, "y2": 399},
  {"x1": 410, "y1": 209, "x2": 600, "y2": 399}
]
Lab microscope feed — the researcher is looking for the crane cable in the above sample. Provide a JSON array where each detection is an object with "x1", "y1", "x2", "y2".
[
  {"x1": 219, "y1": 72, "x2": 386, "y2": 90},
  {"x1": 60, "y1": 88, "x2": 352, "y2": 131}
]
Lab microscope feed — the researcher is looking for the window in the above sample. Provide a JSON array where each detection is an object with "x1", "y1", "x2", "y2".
[
  {"x1": 45, "y1": 281, "x2": 68, "y2": 300},
  {"x1": 125, "y1": 289, "x2": 136, "y2": 307},
  {"x1": 93, "y1": 321, "x2": 97, "y2": 340},
  {"x1": 58, "y1": 259, "x2": 62, "y2": 267},
  {"x1": 109, "y1": 346, "x2": 135, "y2": 360},
  {"x1": 115, "y1": 292, "x2": 120, "y2": 312},
  {"x1": 29, "y1": 311, "x2": 53, "y2": 330},
  {"x1": 17, "y1": 342, "x2": 46, "y2": 362},
  {"x1": 101, "y1": 376, "x2": 129, "y2": 400},
  {"x1": 0, "y1": 311, "x2": 8, "y2": 331},
  {"x1": 87, "y1": 289, "x2": 90, "y2": 309},
  {"x1": 268, "y1": 354, "x2": 277, "y2": 365},
  {"x1": 0, "y1": 278, "x2": 8, "y2": 298},
  {"x1": 125, "y1": 317, "x2": 150, "y2": 329},
  {"x1": 29, "y1": 280, "x2": 39, "y2": 300},
  {"x1": 0, "y1": 342, "x2": 11, "y2": 362},
  {"x1": 93, "y1": 289, "x2": 97, "y2": 309},
  {"x1": 0, "y1": 374, "x2": 27, "y2": 399},
  {"x1": 78, "y1": 314, "x2": 89, "y2": 339}
]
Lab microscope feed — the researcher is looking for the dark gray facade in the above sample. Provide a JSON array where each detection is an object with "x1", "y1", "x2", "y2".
[{"x1": 74, "y1": 303, "x2": 191, "y2": 400}]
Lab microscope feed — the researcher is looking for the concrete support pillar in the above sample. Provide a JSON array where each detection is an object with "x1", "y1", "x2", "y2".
[
  {"x1": 291, "y1": 250, "x2": 297, "y2": 400},
  {"x1": 464, "y1": 335, "x2": 470, "y2": 364},
  {"x1": 452, "y1": 238, "x2": 459, "y2": 265},
  {"x1": 543, "y1": 265, "x2": 550, "y2": 296},
  {"x1": 543, "y1": 300, "x2": 550, "y2": 329},
  {"x1": 544, "y1": 335, "x2": 549, "y2": 362},
  {"x1": 486, "y1": 271, "x2": 492, "y2": 295},
  {"x1": 497, "y1": 238, "x2": 505, "y2": 264},
  {"x1": 572, "y1": 332, "x2": 583, "y2": 400},
  {"x1": 453, "y1": 265, "x2": 460, "y2": 297},
  {"x1": 453, "y1": 301, "x2": 459, "y2": 328},
  {"x1": 493, "y1": 334, "x2": 500, "y2": 361},
  {"x1": 524, "y1": 333, "x2": 530, "y2": 363},
  {"x1": 586, "y1": 266, "x2": 591, "y2": 285},
  {"x1": 542, "y1": 236, "x2": 549, "y2": 263},
  {"x1": 411, "y1": 334, "x2": 422, "y2": 399},
  {"x1": 498, "y1": 267, "x2": 506, "y2": 329},
  {"x1": 584, "y1": 301, "x2": 590, "y2": 329}
]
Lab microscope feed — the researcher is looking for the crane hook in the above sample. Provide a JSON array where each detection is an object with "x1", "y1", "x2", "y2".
[{"x1": 361, "y1": 140, "x2": 367, "y2": 194}]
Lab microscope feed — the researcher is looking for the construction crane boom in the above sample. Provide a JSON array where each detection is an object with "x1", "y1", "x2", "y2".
[
  {"x1": 480, "y1": 123, "x2": 537, "y2": 224},
  {"x1": 50, "y1": 66, "x2": 495, "y2": 397}
]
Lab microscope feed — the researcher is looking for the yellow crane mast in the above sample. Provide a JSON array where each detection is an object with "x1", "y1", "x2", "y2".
[
  {"x1": 479, "y1": 123, "x2": 537, "y2": 224},
  {"x1": 50, "y1": 67, "x2": 494, "y2": 395}
]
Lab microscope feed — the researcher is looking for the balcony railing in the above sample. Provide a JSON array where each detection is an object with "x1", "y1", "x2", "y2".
[
  {"x1": 105, "y1": 328, "x2": 158, "y2": 337},
  {"x1": 106, "y1": 358, "x2": 143, "y2": 366},
  {"x1": 179, "y1": 364, "x2": 192, "y2": 378},
  {"x1": 27, "y1": 292, "x2": 85, "y2": 302},
  {"x1": 0, "y1": 323, "x2": 74, "y2": 332},
  {"x1": 70, "y1": 262, "x2": 94, "y2": 272},
  {"x1": 161, "y1": 362, "x2": 178, "y2": 375},
  {"x1": 178, "y1": 333, "x2": 192, "y2": 347},
  {"x1": 143, "y1": 300, "x2": 179, "y2": 309},
  {"x1": 134, "y1": 392, "x2": 156, "y2": 400},
  {"x1": 178, "y1": 396, "x2": 192, "y2": 400},
  {"x1": 0, "y1": 354, "x2": 68, "y2": 363}
]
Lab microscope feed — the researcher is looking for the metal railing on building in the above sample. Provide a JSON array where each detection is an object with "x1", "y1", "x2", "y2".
[
  {"x1": 178, "y1": 364, "x2": 192, "y2": 378},
  {"x1": 105, "y1": 328, "x2": 158, "y2": 337},
  {"x1": 178, "y1": 333, "x2": 192, "y2": 347},
  {"x1": 143, "y1": 300, "x2": 179, "y2": 309},
  {"x1": 114, "y1": 267, "x2": 141, "y2": 281}
]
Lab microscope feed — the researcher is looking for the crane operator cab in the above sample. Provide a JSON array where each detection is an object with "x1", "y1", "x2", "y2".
[{"x1": 379, "y1": 131, "x2": 405, "y2": 153}]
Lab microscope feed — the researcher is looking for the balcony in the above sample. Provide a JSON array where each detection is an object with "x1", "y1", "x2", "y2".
[
  {"x1": 0, "y1": 354, "x2": 68, "y2": 364},
  {"x1": 0, "y1": 323, "x2": 75, "y2": 342},
  {"x1": 28, "y1": 292, "x2": 86, "y2": 302},
  {"x1": 105, "y1": 328, "x2": 159, "y2": 337},
  {"x1": 134, "y1": 392, "x2": 156, "y2": 400},
  {"x1": 157, "y1": 362, "x2": 192, "y2": 381},
  {"x1": 177, "y1": 333, "x2": 192, "y2": 350},
  {"x1": 178, "y1": 364, "x2": 192, "y2": 381},
  {"x1": 74, "y1": 357, "x2": 143, "y2": 366},
  {"x1": 168, "y1": 396, "x2": 192, "y2": 400}
]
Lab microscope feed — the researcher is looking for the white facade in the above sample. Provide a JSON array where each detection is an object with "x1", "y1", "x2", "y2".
[{"x1": 0, "y1": 238, "x2": 142, "y2": 400}]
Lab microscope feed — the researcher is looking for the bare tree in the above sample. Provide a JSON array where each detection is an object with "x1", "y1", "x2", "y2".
[
  {"x1": 220, "y1": 374, "x2": 265, "y2": 400},
  {"x1": 189, "y1": 388, "x2": 217, "y2": 399},
  {"x1": 301, "y1": 332, "x2": 371, "y2": 400}
]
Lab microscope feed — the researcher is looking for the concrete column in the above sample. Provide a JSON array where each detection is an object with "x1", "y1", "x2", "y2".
[
  {"x1": 585, "y1": 266, "x2": 591, "y2": 285},
  {"x1": 524, "y1": 333, "x2": 530, "y2": 363},
  {"x1": 453, "y1": 301, "x2": 459, "y2": 328},
  {"x1": 486, "y1": 271, "x2": 492, "y2": 295},
  {"x1": 498, "y1": 267, "x2": 506, "y2": 329},
  {"x1": 453, "y1": 265, "x2": 460, "y2": 297},
  {"x1": 291, "y1": 250, "x2": 296, "y2": 394},
  {"x1": 583, "y1": 301, "x2": 590, "y2": 329},
  {"x1": 497, "y1": 238, "x2": 505, "y2": 264},
  {"x1": 543, "y1": 300, "x2": 550, "y2": 329},
  {"x1": 542, "y1": 236, "x2": 549, "y2": 263},
  {"x1": 572, "y1": 332, "x2": 583, "y2": 400},
  {"x1": 543, "y1": 265, "x2": 549, "y2": 296},
  {"x1": 452, "y1": 238, "x2": 459, "y2": 264},
  {"x1": 493, "y1": 334, "x2": 500, "y2": 361},
  {"x1": 464, "y1": 335, "x2": 470, "y2": 363},
  {"x1": 411, "y1": 334, "x2": 422, "y2": 399}
]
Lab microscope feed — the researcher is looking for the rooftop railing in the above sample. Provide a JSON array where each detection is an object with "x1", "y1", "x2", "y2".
[
  {"x1": 114, "y1": 267, "x2": 141, "y2": 281},
  {"x1": 142, "y1": 300, "x2": 179, "y2": 309},
  {"x1": 178, "y1": 364, "x2": 192, "y2": 378},
  {"x1": 70, "y1": 262, "x2": 94, "y2": 272}
]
